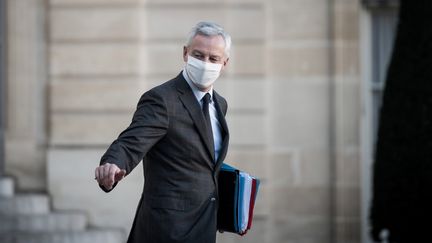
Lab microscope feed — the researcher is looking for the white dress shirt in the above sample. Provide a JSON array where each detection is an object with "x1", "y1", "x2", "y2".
[{"x1": 182, "y1": 69, "x2": 223, "y2": 162}]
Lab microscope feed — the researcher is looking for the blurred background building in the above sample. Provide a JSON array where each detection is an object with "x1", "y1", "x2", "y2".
[{"x1": 0, "y1": 0, "x2": 399, "y2": 242}]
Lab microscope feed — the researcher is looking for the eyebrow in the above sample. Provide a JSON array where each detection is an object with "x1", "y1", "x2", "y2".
[
  {"x1": 192, "y1": 50, "x2": 222, "y2": 60},
  {"x1": 210, "y1": 55, "x2": 221, "y2": 60},
  {"x1": 192, "y1": 50, "x2": 204, "y2": 55}
]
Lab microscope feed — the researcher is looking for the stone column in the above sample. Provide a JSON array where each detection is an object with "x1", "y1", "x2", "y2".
[
  {"x1": 5, "y1": 0, "x2": 48, "y2": 190},
  {"x1": 267, "y1": 0, "x2": 334, "y2": 242},
  {"x1": 330, "y1": 1, "x2": 362, "y2": 242}
]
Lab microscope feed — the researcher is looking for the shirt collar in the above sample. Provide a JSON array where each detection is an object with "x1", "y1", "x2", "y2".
[{"x1": 182, "y1": 68, "x2": 213, "y2": 102}]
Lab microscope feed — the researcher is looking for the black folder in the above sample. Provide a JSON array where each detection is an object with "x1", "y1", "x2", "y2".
[{"x1": 217, "y1": 165, "x2": 239, "y2": 233}]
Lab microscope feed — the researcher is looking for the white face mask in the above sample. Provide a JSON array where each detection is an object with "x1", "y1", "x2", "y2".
[{"x1": 185, "y1": 55, "x2": 223, "y2": 90}]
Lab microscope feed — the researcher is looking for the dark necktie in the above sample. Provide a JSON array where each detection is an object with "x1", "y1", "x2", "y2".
[{"x1": 202, "y1": 93, "x2": 215, "y2": 158}]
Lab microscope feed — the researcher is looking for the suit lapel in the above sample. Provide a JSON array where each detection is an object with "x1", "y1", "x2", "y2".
[
  {"x1": 213, "y1": 92, "x2": 230, "y2": 171},
  {"x1": 213, "y1": 92, "x2": 229, "y2": 136},
  {"x1": 176, "y1": 75, "x2": 216, "y2": 163}
]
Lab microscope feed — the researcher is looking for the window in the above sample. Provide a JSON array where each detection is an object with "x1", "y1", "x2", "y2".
[
  {"x1": 361, "y1": 2, "x2": 399, "y2": 243},
  {"x1": 370, "y1": 8, "x2": 398, "y2": 146}
]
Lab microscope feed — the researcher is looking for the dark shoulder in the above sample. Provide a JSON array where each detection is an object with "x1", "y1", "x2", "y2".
[
  {"x1": 135, "y1": 75, "x2": 180, "y2": 109},
  {"x1": 148, "y1": 76, "x2": 178, "y2": 95},
  {"x1": 139, "y1": 74, "x2": 182, "y2": 100}
]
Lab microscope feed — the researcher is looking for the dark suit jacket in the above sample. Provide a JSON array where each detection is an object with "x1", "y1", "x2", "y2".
[{"x1": 100, "y1": 73, "x2": 230, "y2": 243}]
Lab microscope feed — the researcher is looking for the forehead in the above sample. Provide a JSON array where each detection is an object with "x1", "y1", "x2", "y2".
[{"x1": 188, "y1": 34, "x2": 226, "y2": 56}]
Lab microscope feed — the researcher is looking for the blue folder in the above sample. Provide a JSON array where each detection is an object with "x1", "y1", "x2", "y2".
[{"x1": 217, "y1": 163, "x2": 260, "y2": 235}]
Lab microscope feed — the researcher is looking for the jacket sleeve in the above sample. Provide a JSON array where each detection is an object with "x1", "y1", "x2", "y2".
[{"x1": 99, "y1": 89, "x2": 169, "y2": 192}]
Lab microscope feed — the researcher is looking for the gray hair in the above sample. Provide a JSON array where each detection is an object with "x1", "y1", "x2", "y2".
[{"x1": 185, "y1": 21, "x2": 232, "y2": 57}]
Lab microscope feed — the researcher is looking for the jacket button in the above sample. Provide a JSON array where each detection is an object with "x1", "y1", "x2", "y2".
[{"x1": 211, "y1": 197, "x2": 216, "y2": 202}]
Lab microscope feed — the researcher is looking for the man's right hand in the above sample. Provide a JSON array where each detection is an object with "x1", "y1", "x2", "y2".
[{"x1": 94, "y1": 163, "x2": 126, "y2": 191}]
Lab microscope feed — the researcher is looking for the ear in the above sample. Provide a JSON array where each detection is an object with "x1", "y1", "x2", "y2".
[
  {"x1": 183, "y1": 46, "x2": 188, "y2": 62},
  {"x1": 221, "y1": 57, "x2": 229, "y2": 70}
]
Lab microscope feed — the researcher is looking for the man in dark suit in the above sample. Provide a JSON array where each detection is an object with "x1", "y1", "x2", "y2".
[{"x1": 94, "y1": 21, "x2": 231, "y2": 243}]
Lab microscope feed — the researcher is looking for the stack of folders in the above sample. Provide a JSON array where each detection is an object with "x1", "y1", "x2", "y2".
[{"x1": 217, "y1": 163, "x2": 260, "y2": 235}]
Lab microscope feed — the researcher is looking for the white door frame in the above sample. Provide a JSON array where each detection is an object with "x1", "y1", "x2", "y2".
[{"x1": 360, "y1": 7, "x2": 374, "y2": 243}]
